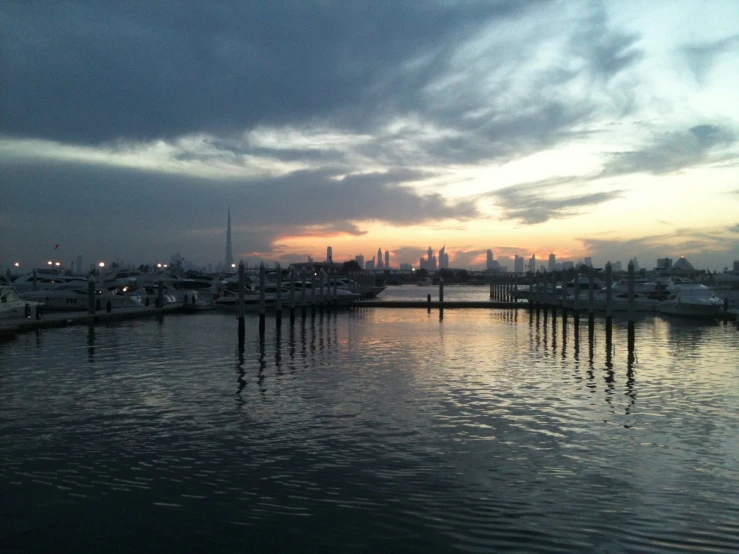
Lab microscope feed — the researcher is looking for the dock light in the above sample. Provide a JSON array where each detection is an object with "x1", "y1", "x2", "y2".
[
  {"x1": 98, "y1": 262, "x2": 105, "y2": 268},
  {"x1": 14, "y1": 262, "x2": 19, "y2": 267},
  {"x1": 163, "y1": 264, "x2": 168, "y2": 268},
  {"x1": 48, "y1": 260, "x2": 53, "y2": 265},
  {"x1": 54, "y1": 262, "x2": 61, "y2": 266},
  {"x1": 231, "y1": 263, "x2": 236, "y2": 268},
  {"x1": 157, "y1": 263, "x2": 162, "y2": 268}
]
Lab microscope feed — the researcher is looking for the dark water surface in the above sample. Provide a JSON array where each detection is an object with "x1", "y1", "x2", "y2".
[{"x1": 2, "y1": 302, "x2": 739, "y2": 552}]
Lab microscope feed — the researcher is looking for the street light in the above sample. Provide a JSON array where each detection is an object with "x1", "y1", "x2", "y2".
[
  {"x1": 14, "y1": 262, "x2": 19, "y2": 267},
  {"x1": 47, "y1": 260, "x2": 53, "y2": 265},
  {"x1": 54, "y1": 262, "x2": 61, "y2": 266},
  {"x1": 98, "y1": 262, "x2": 105, "y2": 268}
]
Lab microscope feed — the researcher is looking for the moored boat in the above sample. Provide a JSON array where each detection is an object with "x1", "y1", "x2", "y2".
[{"x1": 658, "y1": 284, "x2": 723, "y2": 318}]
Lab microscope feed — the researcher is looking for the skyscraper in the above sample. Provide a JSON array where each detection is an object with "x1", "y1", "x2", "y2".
[
  {"x1": 548, "y1": 253, "x2": 556, "y2": 272},
  {"x1": 225, "y1": 207, "x2": 234, "y2": 268},
  {"x1": 377, "y1": 248, "x2": 383, "y2": 269},
  {"x1": 384, "y1": 250, "x2": 390, "y2": 270},
  {"x1": 486, "y1": 250, "x2": 494, "y2": 269},
  {"x1": 514, "y1": 255, "x2": 524, "y2": 273},
  {"x1": 439, "y1": 245, "x2": 449, "y2": 269},
  {"x1": 355, "y1": 254, "x2": 365, "y2": 269},
  {"x1": 327, "y1": 246, "x2": 333, "y2": 263}
]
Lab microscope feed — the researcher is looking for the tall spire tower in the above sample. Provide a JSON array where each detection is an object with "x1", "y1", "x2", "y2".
[{"x1": 225, "y1": 207, "x2": 234, "y2": 268}]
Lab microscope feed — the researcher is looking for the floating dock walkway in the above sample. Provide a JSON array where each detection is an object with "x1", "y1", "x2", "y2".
[{"x1": 0, "y1": 305, "x2": 188, "y2": 340}]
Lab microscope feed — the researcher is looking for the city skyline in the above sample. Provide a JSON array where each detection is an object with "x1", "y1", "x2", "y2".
[{"x1": 2, "y1": 2, "x2": 738, "y2": 271}]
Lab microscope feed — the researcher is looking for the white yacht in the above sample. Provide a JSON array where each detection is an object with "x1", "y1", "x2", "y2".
[
  {"x1": 658, "y1": 284, "x2": 724, "y2": 318},
  {"x1": 0, "y1": 286, "x2": 43, "y2": 320},
  {"x1": 591, "y1": 289, "x2": 659, "y2": 312},
  {"x1": 23, "y1": 283, "x2": 143, "y2": 311},
  {"x1": 12, "y1": 269, "x2": 87, "y2": 293}
]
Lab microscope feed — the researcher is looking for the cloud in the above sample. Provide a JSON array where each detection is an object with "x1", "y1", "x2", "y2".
[
  {"x1": 578, "y1": 225, "x2": 739, "y2": 269},
  {"x1": 684, "y1": 34, "x2": 739, "y2": 83},
  {"x1": 601, "y1": 124, "x2": 735, "y2": 176},
  {"x1": 486, "y1": 176, "x2": 622, "y2": 224},
  {"x1": 0, "y1": 0, "x2": 649, "y2": 170},
  {"x1": 0, "y1": 1, "x2": 536, "y2": 145},
  {"x1": 0, "y1": 159, "x2": 478, "y2": 264}
]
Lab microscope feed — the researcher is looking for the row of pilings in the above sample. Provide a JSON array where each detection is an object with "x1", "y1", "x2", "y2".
[
  {"x1": 235, "y1": 262, "x2": 377, "y2": 338},
  {"x1": 523, "y1": 261, "x2": 638, "y2": 352}
]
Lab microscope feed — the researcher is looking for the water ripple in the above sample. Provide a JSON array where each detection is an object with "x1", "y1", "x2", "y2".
[{"x1": 1, "y1": 303, "x2": 738, "y2": 552}]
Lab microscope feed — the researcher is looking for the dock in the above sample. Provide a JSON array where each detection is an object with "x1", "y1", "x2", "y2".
[
  {"x1": 0, "y1": 305, "x2": 186, "y2": 340},
  {"x1": 354, "y1": 300, "x2": 520, "y2": 309}
]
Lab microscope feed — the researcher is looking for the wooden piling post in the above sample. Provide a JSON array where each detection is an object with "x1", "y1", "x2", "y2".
[
  {"x1": 439, "y1": 276, "x2": 444, "y2": 303},
  {"x1": 627, "y1": 260, "x2": 636, "y2": 321},
  {"x1": 535, "y1": 271, "x2": 541, "y2": 310},
  {"x1": 275, "y1": 262, "x2": 282, "y2": 326},
  {"x1": 587, "y1": 265, "x2": 595, "y2": 324},
  {"x1": 489, "y1": 275, "x2": 494, "y2": 299},
  {"x1": 310, "y1": 272, "x2": 317, "y2": 313},
  {"x1": 259, "y1": 262, "x2": 266, "y2": 333},
  {"x1": 573, "y1": 272, "x2": 580, "y2": 326},
  {"x1": 289, "y1": 267, "x2": 296, "y2": 323},
  {"x1": 605, "y1": 262, "x2": 613, "y2": 321},
  {"x1": 332, "y1": 270, "x2": 338, "y2": 307},
  {"x1": 237, "y1": 260, "x2": 245, "y2": 321},
  {"x1": 87, "y1": 274, "x2": 96, "y2": 314},
  {"x1": 319, "y1": 269, "x2": 325, "y2": 313},
  {"x1": 157, "y1": 278, "x2": 164, "y2": 309},
  {"x1": 301, "y1": 271, "x2": 307, "y2": 319}
]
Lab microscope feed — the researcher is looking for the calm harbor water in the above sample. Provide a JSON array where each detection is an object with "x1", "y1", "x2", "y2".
[{"x1": 2, "y1": 287, "x2": 739, "y2": 552}]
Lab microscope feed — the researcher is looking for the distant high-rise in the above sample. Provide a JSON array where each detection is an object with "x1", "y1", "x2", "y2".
[
  {"x1": 327, "y1": 246, "x2": 333, "y2": 263},
  {"x1": 529, "y1": 254, "x2": 536, "y2": 273},
  {"x1": 355, "y1": 254, "x2": 365, "y2": 269},
  {"x1": 439, "y1": 245, "x2": 448, "y2": 269},
  {"x1": 733, "y1": 260, "x2": 739, "y2": 273},
  {"x1": 514, "y1": 255, "x2": 524, "y2": 274},
  {"x1": 548, "y1": 253, "x2": 556, "y2": 272},
  {"x1": 486, "y1": 249, "x2": 494, "y2": 269},
  {"x1": 225, "y1": 207, "x2": 234, "y2": 268},
  {"x1": 584, "y1": 257, "x2": 592, "y2": 267},
  {"x1": 377, "y1": 248, "x2": 383, "y2": 269},
  {"x1": 420, "y1": 247, "x2": 437, "y2": 271},
  {"x1": 384, "y1": 250, "x2": 390, "y2": 270},
  {"x1": 657, "y1": 258, "x2": 673, "y2": 270}
]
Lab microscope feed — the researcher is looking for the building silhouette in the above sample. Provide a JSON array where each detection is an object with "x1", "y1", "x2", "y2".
[
  {"x1": 514, "y1": 255, "x2": 524, "y2": 273},
  {"x1": 439, "y1": 245, "x2": 449, "y2": 269}
]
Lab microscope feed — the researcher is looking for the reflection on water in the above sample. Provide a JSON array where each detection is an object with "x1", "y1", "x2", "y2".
[{"x1": 1, "y1": 305, "x2": 738, "y2": 553}]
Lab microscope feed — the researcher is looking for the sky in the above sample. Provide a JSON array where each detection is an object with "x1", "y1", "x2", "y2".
[{"x1": 2, "y1": 0, "x2": 738, "y2": 272}]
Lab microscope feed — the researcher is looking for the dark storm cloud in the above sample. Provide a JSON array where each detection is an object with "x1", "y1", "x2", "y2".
[
  {"x1": 601, "y1": 124, "x2": 735, "y2": 176},
  {"x1": 0, "y1": 160, "x2": 478, "y2": 263},
  {"x1": 0, "y1": 0, "x2": 649, "y2": 169},
  {"x1": 0, "y1": 0, "x2": 532, "y2": 145},
  {"x1": 487, "y1": 177, "x2": 622, "y2": 224}
]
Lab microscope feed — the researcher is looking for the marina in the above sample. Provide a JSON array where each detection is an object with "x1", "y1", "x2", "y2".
[{"x1": 2, "y1": 303, "x2": 738, "y2": 552}]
